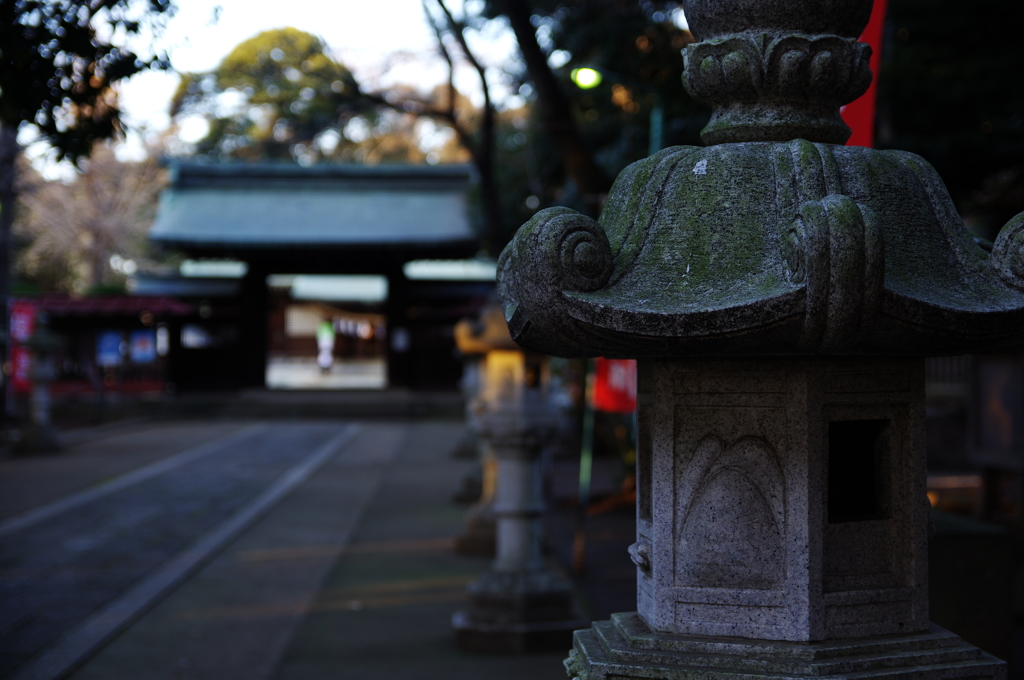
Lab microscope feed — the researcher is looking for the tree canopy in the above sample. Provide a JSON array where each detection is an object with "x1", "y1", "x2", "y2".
[
  {"x1": 480, "y1": 0, "x2": 704, "y2": 219},
  {"x1": 878, "y1": 0, "x2": 1024, "y2": 239},
  {"x1": 0, "y1": 0, "x2": 174, "y2": 161},
  {"x1": 171, "y1": 27, "x2": 371, "y2": 163},
  {"x1": 14, "y1": 145, "x2": 165, "y2": 294}
]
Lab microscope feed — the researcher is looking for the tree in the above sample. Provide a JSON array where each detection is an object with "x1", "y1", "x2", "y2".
[
  {"x1": 877, "y1": 0, "x2": 1024, "y2": 240},
  {"x1": 172, "y1": 29, "x2": 470, "y2": 167},
  {"x1": 396, "y1": 0, "x2": 703, "y2": 244},
  {"x1": 0, "y1": 0, "x2": 174, "y2": 419},
  {"x1": 413, "y1": 0, "x2": 503, "y2": 250},
  {"x1": 481, "y1": 1, "x2": 705, "y2": 215},
  {"x1": 172, "y1": 14, "x2": 506, "y2": 250},
  {"x1": 15, "y1": 144, "x2": 166, "y2": 294},
  {"x1": 0, "y1": 0, "x2": 172, "y2": 159},
  {"x1": 490, "y1": 0, "x2": 614, "y2": 201},
  {"x1": 171, "y1": 27, "x2": 366, "y2": 163}
]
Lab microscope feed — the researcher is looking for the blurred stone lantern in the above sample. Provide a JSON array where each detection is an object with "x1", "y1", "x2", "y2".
[
  {"x1": 452, "y1": 304, "x2": 527, "y2": 556},
  {"x1": 16, "y1": 313, "x2": 64, "y2": 454},
  {"x1": 496, "y1": 0, "x2": 1023, "y2": 676},
  {"x1": 453, "y1": 305, "x2": 586, "y2": 652},
  {"x1": 969, "y1": 355, "x2": 1024, "y2": 468},
  {"x1": 965, "y1": 354, "x2": 1024, "y2": 520}
]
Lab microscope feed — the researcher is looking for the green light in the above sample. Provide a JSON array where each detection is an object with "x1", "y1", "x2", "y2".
[{"x1": 571, "y1": 67, "x2": 603, "y2": 89}]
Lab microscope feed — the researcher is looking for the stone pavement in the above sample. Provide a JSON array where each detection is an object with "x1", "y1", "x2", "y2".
[
  {"x1": 11, "y1": 410, "x2": 1015, "y2": 678},
  {"x1": 265, "y1": 357, "x2": 387, "y2": 390},
  {"x1": 46, "y1": 389, "x2": 465, "y2": 427},
  {"x1": 0, "y1": 417, "x2": 584, "y2": 680}
]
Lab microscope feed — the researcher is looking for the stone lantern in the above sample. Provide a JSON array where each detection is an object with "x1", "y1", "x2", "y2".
[
  {"x1": 452, "y1": 304, "x2": 529, "y2": 557},
  {"x1": 497, "y1": 0, "x2": 1023, "y2": 677},
  {"x1": 452, "y1": 306, "x2": 586, "y2": 652},
  {"x1": 17, "y1": 314, "x2": 64, "y2": 454}
]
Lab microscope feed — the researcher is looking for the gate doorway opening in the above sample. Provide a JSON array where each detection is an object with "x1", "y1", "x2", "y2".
[{"x1": 266, "y1": 275, "x2": 388, "y2": 390}]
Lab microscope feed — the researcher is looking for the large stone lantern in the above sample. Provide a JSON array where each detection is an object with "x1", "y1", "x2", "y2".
[{"x1": 497, "y1": 0, "x2": 1023, "y2": 677}]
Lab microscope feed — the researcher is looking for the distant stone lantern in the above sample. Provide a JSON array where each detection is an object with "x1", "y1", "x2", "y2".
[
  {"x1": 497, "y1": 0, "x2": 1024, "y2": 677},
  {"x1": 17, "y1": 313, "x2": 64, "y2": 454},
  {"x1": 451, "y1": 305, "x2": 522, "y2": 557},
  {"x1": 452, "y1": 305, "x2": 586, "y2": 652}
]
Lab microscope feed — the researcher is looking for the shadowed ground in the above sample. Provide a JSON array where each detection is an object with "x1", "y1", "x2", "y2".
[{"x1": 0, "y1": 418, "x2": 579, "y2": 680}]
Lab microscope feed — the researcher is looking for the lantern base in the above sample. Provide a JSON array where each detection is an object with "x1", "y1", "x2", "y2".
[
  {"x1": 453, "y1": 568, "x2": 586, "y2": 653},
  {"x1": 453, "y1": 609, "x2": 585, "y2": 654},
  {"x1": 565, "y1": 613, "x2": 1005, "y2": 680}
]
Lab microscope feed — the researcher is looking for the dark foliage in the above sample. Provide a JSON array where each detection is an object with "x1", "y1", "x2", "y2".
[
  {"x1": 0, "y1": 0, "x2": 173, "y2": 161},
  {"x1": 878, "y1": 0, "x2": 1024, "y2": 239},
  {"x1": 170, "y1": 27, "x2": 368, "y2": 163},
  {"x1": 483, "y1": 0, "x2": 709, "y2": 222}
]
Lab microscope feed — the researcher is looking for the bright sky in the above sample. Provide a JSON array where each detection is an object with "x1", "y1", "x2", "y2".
[
  {"x1": 25, "y1": 1, "x2": 690, "y2": 176},
  {"x1": 95, "y1": 0, "x2": 519, "y2": 162}
]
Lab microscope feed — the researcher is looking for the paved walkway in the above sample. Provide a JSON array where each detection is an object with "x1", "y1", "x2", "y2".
[
  {"x1": 265, "y1": 357, "x2": 387, "y2": 390},
  {"x1": 0, "y1": 419, "x2": 574, "y2": 680},
  {"x1": 5, "y1": 411, "x2": 1019, "y2": 679},
  {"x1": 47, "y1": 389, "x2": 465, "y2": 426}
]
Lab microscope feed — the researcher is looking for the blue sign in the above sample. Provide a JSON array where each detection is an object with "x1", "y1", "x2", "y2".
[
  {"x1": 130, "y1": 330, "x2": 157, "y2": 364},
  {"x1": 96, "y1": 331, "x2": 122, "y2": 367}
]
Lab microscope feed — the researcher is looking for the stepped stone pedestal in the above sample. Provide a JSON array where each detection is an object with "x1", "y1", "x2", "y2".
[
  {"x1": 568, "y1": 614, "x2": 1004, "y2": 680},
  {"x1": 495, "y1": 0, "x2": 1024, "y2": 677}
]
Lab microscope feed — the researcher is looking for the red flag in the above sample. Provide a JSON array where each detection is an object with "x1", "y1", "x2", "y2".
[
  {"x1": 592, "y1": 358, "x2": 637, "y2": 413},
  {"x1": 841, "y1": 0, "x2": 888, "y2": 148}
]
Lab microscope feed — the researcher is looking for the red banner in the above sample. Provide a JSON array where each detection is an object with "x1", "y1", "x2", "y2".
[
  {"x1": 9, "y1": 300, "x2": 37, "y2": 394},
  {"x1": 841, "y1": 0, "x2": 888, "y2": 147},
  {"x1": 592, "y1": 358, "x2": 637, "y2": 413}
]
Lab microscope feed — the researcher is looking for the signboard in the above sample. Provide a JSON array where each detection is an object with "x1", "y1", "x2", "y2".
[
  {"x1": 96, "y1": 331, "x2": 123, "y2": 367},
  {"x1": 9, "y1": 300, "x2": 36, "y2": 394},
  {"x1": 129, "y1": 329, "x2": 157, "y2": 364},
  {"x1": 592, "y1": 357, "x2": 637, "y2": 413}
]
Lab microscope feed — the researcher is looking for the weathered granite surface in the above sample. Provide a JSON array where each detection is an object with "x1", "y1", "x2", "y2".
[
  {"x1": 499, "y1": 142, "x2": 1024, "y2": 358},
  {"x1": 633, "y1": 358, "x2": 928, "y2": 642},
  {"x1": 497, "y1": 0, "x2": 1015, "y2": 677},
  {"x1": 497, "y1": 0, "x2": 1024, "y2": 360}
]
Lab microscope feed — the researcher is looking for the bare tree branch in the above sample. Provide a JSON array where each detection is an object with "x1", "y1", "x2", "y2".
[
  {"x1": 493, "y1": 0, "x2": 612, "y2": 201},
  {"x1": 15, "y1": 145, "x2": 166, "y2": 292},
  {"x1": 425, "y1": 0, "x2": 502, "y2": 248}
]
